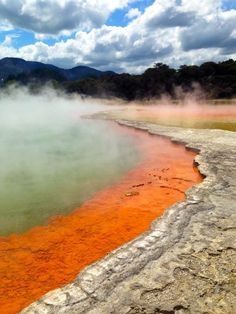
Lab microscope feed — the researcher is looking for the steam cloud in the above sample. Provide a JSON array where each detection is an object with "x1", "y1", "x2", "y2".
[{"x1": 0, "y1": 86, "x2": 139, "y2": 235}]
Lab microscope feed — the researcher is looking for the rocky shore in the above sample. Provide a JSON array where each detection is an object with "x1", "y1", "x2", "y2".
[{"x1": 21, "y1": 120, "x2": 236, "y2": 314}]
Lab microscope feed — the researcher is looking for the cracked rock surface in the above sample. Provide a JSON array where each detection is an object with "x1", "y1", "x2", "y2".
[{"x1": 21, "y1": 121, "x2": 236, "y2": 314}]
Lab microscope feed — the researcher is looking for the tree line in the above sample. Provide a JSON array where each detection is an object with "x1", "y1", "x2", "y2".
[{"x1": 4, "y1": 59, "x2": 236, "y2": 100}]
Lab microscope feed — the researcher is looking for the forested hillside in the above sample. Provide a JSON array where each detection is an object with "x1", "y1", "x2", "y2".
[
  {"x1": 2, "y1": 58, "x2": 236, "y2": 100},
  {"x1": 63, "y1": 59, "x2": 236, "y2": 100}
]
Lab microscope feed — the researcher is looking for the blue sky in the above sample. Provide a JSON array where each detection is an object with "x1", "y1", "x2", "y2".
[
  {"x1": 223, "y1": 0, "x2": 236, "y2": 9},
  {"x1": 1, "y1": 1, "x2": 156, "y2": 49},
  {"x1": 0, "y1": 0, "x2": 235, "y2": 72},
  {"x1": 107, "y1": 0, "x2": 155, "y2": 27}
]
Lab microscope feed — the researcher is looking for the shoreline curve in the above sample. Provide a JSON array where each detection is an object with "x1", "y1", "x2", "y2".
[{"x1": 21, "y1": 119, "x2": 236, "y2": 314}]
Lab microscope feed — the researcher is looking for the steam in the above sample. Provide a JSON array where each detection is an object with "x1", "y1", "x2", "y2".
[
  {"x1": 0, "y1": 86, "x2": 139, "y2": 235},
  {"x1": 125, "y1": 84, "x2": 236, "y2": 127},
  {"x1": 1, "y1": 84, "x2": 235, "y2": 235},
  {"x1": 0, "y1": 86, "x2": 107, "y2": 128}
]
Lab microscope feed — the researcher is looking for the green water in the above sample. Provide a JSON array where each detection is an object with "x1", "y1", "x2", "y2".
[
  {"x1": 115, "y1": 104, "x2": 236, "y2": 132},
  {"x1": 140, "y1": 117, "x2": 236, "y2": 132},
  {"x1": 0, "y1": 115, "x2": 140, "y2": 236}
]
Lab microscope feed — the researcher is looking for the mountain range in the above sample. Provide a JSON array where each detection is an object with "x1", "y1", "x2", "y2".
[{"x1": 0, "y1": 57, "x2": 115, "y2": 83}]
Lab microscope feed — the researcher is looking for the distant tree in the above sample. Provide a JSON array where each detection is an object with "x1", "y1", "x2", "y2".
[
  {"x1": 62, "y1": 59, "x2": 236, "y2": 100},
  {"x1": 142, "y1": 63, "x2": 176, "y2": 97},
  {"x1": 177, "y1": 65, "x2": 201, "y2": 84},
  {"x1": 2, "y1": 58, "x2": 236, "y2": 100},
  {"x1": 199, "y1": 62, "x2": 217, "y2": 77}
]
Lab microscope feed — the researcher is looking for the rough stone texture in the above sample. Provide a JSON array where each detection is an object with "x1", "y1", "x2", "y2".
[{"x1": 21, "y1": 120, "x2": 236, "y2": 314}]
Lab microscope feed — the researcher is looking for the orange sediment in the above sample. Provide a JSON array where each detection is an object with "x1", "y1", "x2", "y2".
[{"x1": 0, "y1": 125, "x2": 202, "y2": 314}]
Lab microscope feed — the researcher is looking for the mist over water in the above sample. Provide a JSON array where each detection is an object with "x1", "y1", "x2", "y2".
[
  {"x1": 124, "y1": 92, "x2": 236, "y2": 132},
  {"x1": 0, "y1": 88, "x2": 140, "y2": 236},
  {"x1": 2, "y1": 87, "x2": 235, "y2": 236}
]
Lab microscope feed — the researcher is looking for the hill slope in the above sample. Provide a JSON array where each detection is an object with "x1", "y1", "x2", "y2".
[{"x1": 0, "y1": 57, "x2": 115, "y2": 82}]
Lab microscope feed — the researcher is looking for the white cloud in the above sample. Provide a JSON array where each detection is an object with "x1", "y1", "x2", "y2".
[
  {"x1": 125, "y1": 8, "x2": 141, "y2": 20},
  {"x1": 0, "y1": 43, "x2": 17, "y2": 59},
  {"x1": 1, "y1": 34, "x2": 20, "y2": 48},
  {"x1": 2, "y1": 35, "x2": 13, "y2": 47},
  {"x1": 0, "y1": 0, "x2": 133, "y2": 35},
  {"x1": 0, "y1": 22, "x2": 13, "y2": 32},
  {"x1": 0, "y1": 0, "x2": 235, "y2": 73}
]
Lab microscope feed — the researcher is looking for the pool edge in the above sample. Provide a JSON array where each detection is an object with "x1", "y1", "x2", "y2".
[{"x1": 20, "y1": 120, "x2": 236, "y2": 314}]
